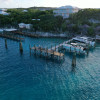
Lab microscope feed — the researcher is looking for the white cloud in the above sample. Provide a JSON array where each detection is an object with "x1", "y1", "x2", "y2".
[{"x1": 0, "y1": 0, "x2": 13, "y2": 3}]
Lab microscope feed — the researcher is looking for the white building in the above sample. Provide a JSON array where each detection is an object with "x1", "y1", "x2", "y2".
[
  {"x1": 32, "y1": 19, "x2": 40, "y2": 21},
  {"x1": 18, "y1": 23, "x2": 26, "y2": 28},
  {"x1": 18, "y1": 23, "x2": 32, "y2": 29},
  {"x1": 53, "y1": 5, "x2": 80, "y2": 18},
  {"x1": 22, "y1": 10, "x2": 28, "y2": 12},
  {"x1": 0, "y1": 9, "x2": 9, "y2": 15},
  {"x1": 25, "y1": 24, "x2": 32, "y2": 29}
]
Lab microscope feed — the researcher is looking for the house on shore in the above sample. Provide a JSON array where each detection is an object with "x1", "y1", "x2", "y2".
[
  {"x1": 53, "y1": 5, "x2": 80, "y2": 18},
  {"x1": 22, "y1": 10, "x2": 28, "y2": 12},
  {"x1": 18, "y1": 23, "x2": 33, "y2": 30}
]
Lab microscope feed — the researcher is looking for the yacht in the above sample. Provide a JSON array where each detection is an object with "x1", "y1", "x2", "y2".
[
  {"x1": 62, "y1": 43, "x2": 86, "y2": 54},
  {"x1": 72, "y1": 37, "x2": 95, "y2": 47}
]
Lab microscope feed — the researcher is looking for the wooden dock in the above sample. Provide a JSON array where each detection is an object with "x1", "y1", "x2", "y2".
[
  {"x1": 51, "y1": 39, "x2": 73, "y2": 51},
  {"x1": 14, "y1": 31, "x2": 39, "y2": 38},
  {"x1": 31, "y1": 46, "x2": 64, "y2": 60},
  {"x1": 0, "y1": 34, "x2": 24, "y2": 41}
]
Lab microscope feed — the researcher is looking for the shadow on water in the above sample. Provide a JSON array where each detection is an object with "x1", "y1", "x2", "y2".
[
  {"x1": 20, "y1": 51, "x2": 23, "y2": 56},
  {"x1": 64, "y1": 51, "x2": 86, "y2": 59},
  {"x1": 71, "y1": 65, "x2": 76, "y2": 73},
  {"x1": 89, "y1": 48, "x2": 96, "y2": 53},
  {"x1": 30, "y1": 52, "x2": 65, "y2": 65}
]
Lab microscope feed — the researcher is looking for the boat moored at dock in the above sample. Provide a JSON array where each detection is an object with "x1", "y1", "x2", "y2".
[
  {"x1": 72, "y1": 36, "x2": 95, "y2": 47},
  {"x1": 62, "y1": 43, "x2": 86, "y2": 54}
]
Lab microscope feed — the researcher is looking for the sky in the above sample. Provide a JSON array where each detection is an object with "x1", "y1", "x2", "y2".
[{"x1": 0, "y1": 0, "x2": 100, "y2": 8}]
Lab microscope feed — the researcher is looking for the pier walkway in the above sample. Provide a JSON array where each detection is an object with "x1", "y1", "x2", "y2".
[
  {"x1": 31, "y1": 46, "x2": 64, "y2": 59},
  {"x1": 0, "y1": 34, "x2": 24, "y2": 41}
]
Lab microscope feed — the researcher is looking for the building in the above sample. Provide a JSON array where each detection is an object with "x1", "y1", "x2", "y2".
[
  {"x1": 0, "y1": 9, "x2": 9, "y2": 15},
  {"x1": 22, "y1": 10, "x2": 28, "y2": 12},
  {"x1": 32, "y1": 19, "x2": 40, "y2": 21},
  {"x1": 25, "y1": 24, "x2": 33, "y2": 29},
  {"x1": 18, "y1": 23, "x2": 26, "y2": 28},
  {"x1": 18, "y1": 23, "x2": 32, "y2": 29},
  {"x1": 53, "y1": 5, "x2": 80, "y2": 18}
]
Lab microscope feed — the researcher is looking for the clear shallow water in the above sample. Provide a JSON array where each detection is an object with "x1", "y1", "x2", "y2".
[{"x1": 0, "y1": 37, "x2": 100, "y2": 100}]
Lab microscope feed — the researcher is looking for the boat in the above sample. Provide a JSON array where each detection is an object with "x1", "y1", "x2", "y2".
[
  {"x1": 72, "y1": 36, "x2": 95, "y2": 47},
  {"x1": 62, "y1": 43, "x2": 86, "y2": 54}
]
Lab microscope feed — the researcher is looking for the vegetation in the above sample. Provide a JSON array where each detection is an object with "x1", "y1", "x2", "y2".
[
  {"x1": 0, "y1": 8, "x2": 100, "y2": 36},
  {"x1": 69, "y1": 9, "x2": 100, "y2": 25},
  {"x1": 0, "y1": 8, "x2": 65, "y2": 33}
]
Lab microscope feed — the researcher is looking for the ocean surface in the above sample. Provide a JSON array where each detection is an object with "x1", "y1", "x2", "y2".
[{"x1": 0, "y1": 37, "x2": 100, "y2": 100}]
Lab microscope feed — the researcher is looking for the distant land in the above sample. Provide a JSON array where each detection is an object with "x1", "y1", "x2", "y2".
[{"x1": 0, "y1": 6, "x2": 100, "y2": 9}]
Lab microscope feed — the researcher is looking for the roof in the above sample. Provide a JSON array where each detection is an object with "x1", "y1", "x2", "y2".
[
  {"x1": 0, "y1": 28, "x2": 17, "y2": 32},
  {"x1": 22, "y1": 10, "x2": 28, "y2": 12},
  {"x1": 32, "y1": 19, "x2": 40, "y2": 21},
  {"x1": 0, "y1": 29, "x2": 3, "y2": 32},
  {"x1": 4, "y1": 28, "x2": 17, "y2": 32},
  {"x1": 18, "y1": 23, "x2": 25, "y2": 25}
]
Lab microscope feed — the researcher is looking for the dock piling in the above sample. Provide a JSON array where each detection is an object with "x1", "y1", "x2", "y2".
[
  {"x1": 19, "y1": 42, "x2": 23, "y2": 52},
  {"x1": 29, "y1": 44, "x2": 31, "y2": 55},
  {"x1": 46, "y1": 47, "x2": 48, "y2": 58},
  {"x1": 72, "y1": 52, "x2": 76, "y2": 67},
  {"x1": 34, "y1": 45, "x2": 36, "y2": 54},
  {"x1": 70, "y1": 46, "x2": 71, "y2": 52},
  {"x1": 5, "y1": 39, "x2": 7, "y2": 49},
  {"x1": 55, "y1": 44, "x2": 56, "y2": 51},
  {"x1": 51, "y1": 45, "x2": 52, "y2": 50},
  {"x1": 79, "y1": 48, "x2": 80, "y2": 55},
  {"x1": 86, "y1": 44, "x2": 89, "y2": 55},
  {"x1": 40, "y1": 46, "x2": 42, "y2": 56}
]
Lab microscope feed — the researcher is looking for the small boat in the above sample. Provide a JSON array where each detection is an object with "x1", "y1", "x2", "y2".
[{"x1": 72, "y1": 36, "x2": 95, "y2": 47}]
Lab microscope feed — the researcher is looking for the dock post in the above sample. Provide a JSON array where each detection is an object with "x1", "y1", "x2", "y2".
[
  {"x1": 53, "y1": 50, "x2": 54, "y2": 58},
  {"x1": 74, "y1": 47, "x2": 76, "y2": 53},
  {"x1": 87, "y1": 48, "x2": 89, "y2": 56},
  {"x1": 72, "y1": 52, "x2": 76, "y2": 67},
  {"x1": 60, "y1": 51, "x2": 61, "y2": 60},
  {"x1": 63, "y1": 54, "x2": 65, "y2": 59},
  {"x1": 29, "y1": 44, "x2": 31, "y2": 55},
  {"x1": 94, "y1": 36, "x2": 96, "y2": 48},
  {"x1": 34, "y1": 45, "x2": 36, "y2": 54},
  {"x1": 46, "y1": 47, "x2": 48, "y2": 58},
  {"x1": 40, "y1": 46, "x2": 42, "y2": 56},
  {"x1": 70, "y1": 46, "x2": 71, "y2": 52},
  {"x1": 79, "y1": 47, "x2": 80, "y2": 55},
  {"x1": 64, "y1": 49, "x2": 65, "y2": 54},
  {"x1": 19, "y1": 42, "x2": 23, "y2": 52},
  {"x1": 55, "y1": 44, "x2": 56, "y2": 51},
  {"x1": 51, "y1": 45, "x2": 52, "y2": 50},
  {"x1": 86, "y1": 44, "x2": 89, "y2": 55},
  {"x1": 5, "y1": 39, "x2": 7, "y2": 49}
]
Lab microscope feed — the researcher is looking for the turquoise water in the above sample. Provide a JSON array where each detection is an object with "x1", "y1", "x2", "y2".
[{"x1": 0, "y1": 37, "x2": 100, "y2": 100}]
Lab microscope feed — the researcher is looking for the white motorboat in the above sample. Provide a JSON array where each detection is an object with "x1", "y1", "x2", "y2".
[
  {"x1": 73, "y1": 37, "x2": 95, "y2": 47},
  {"x1": 62, "y1": 43, "x2": 86, "y2": 54}
]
